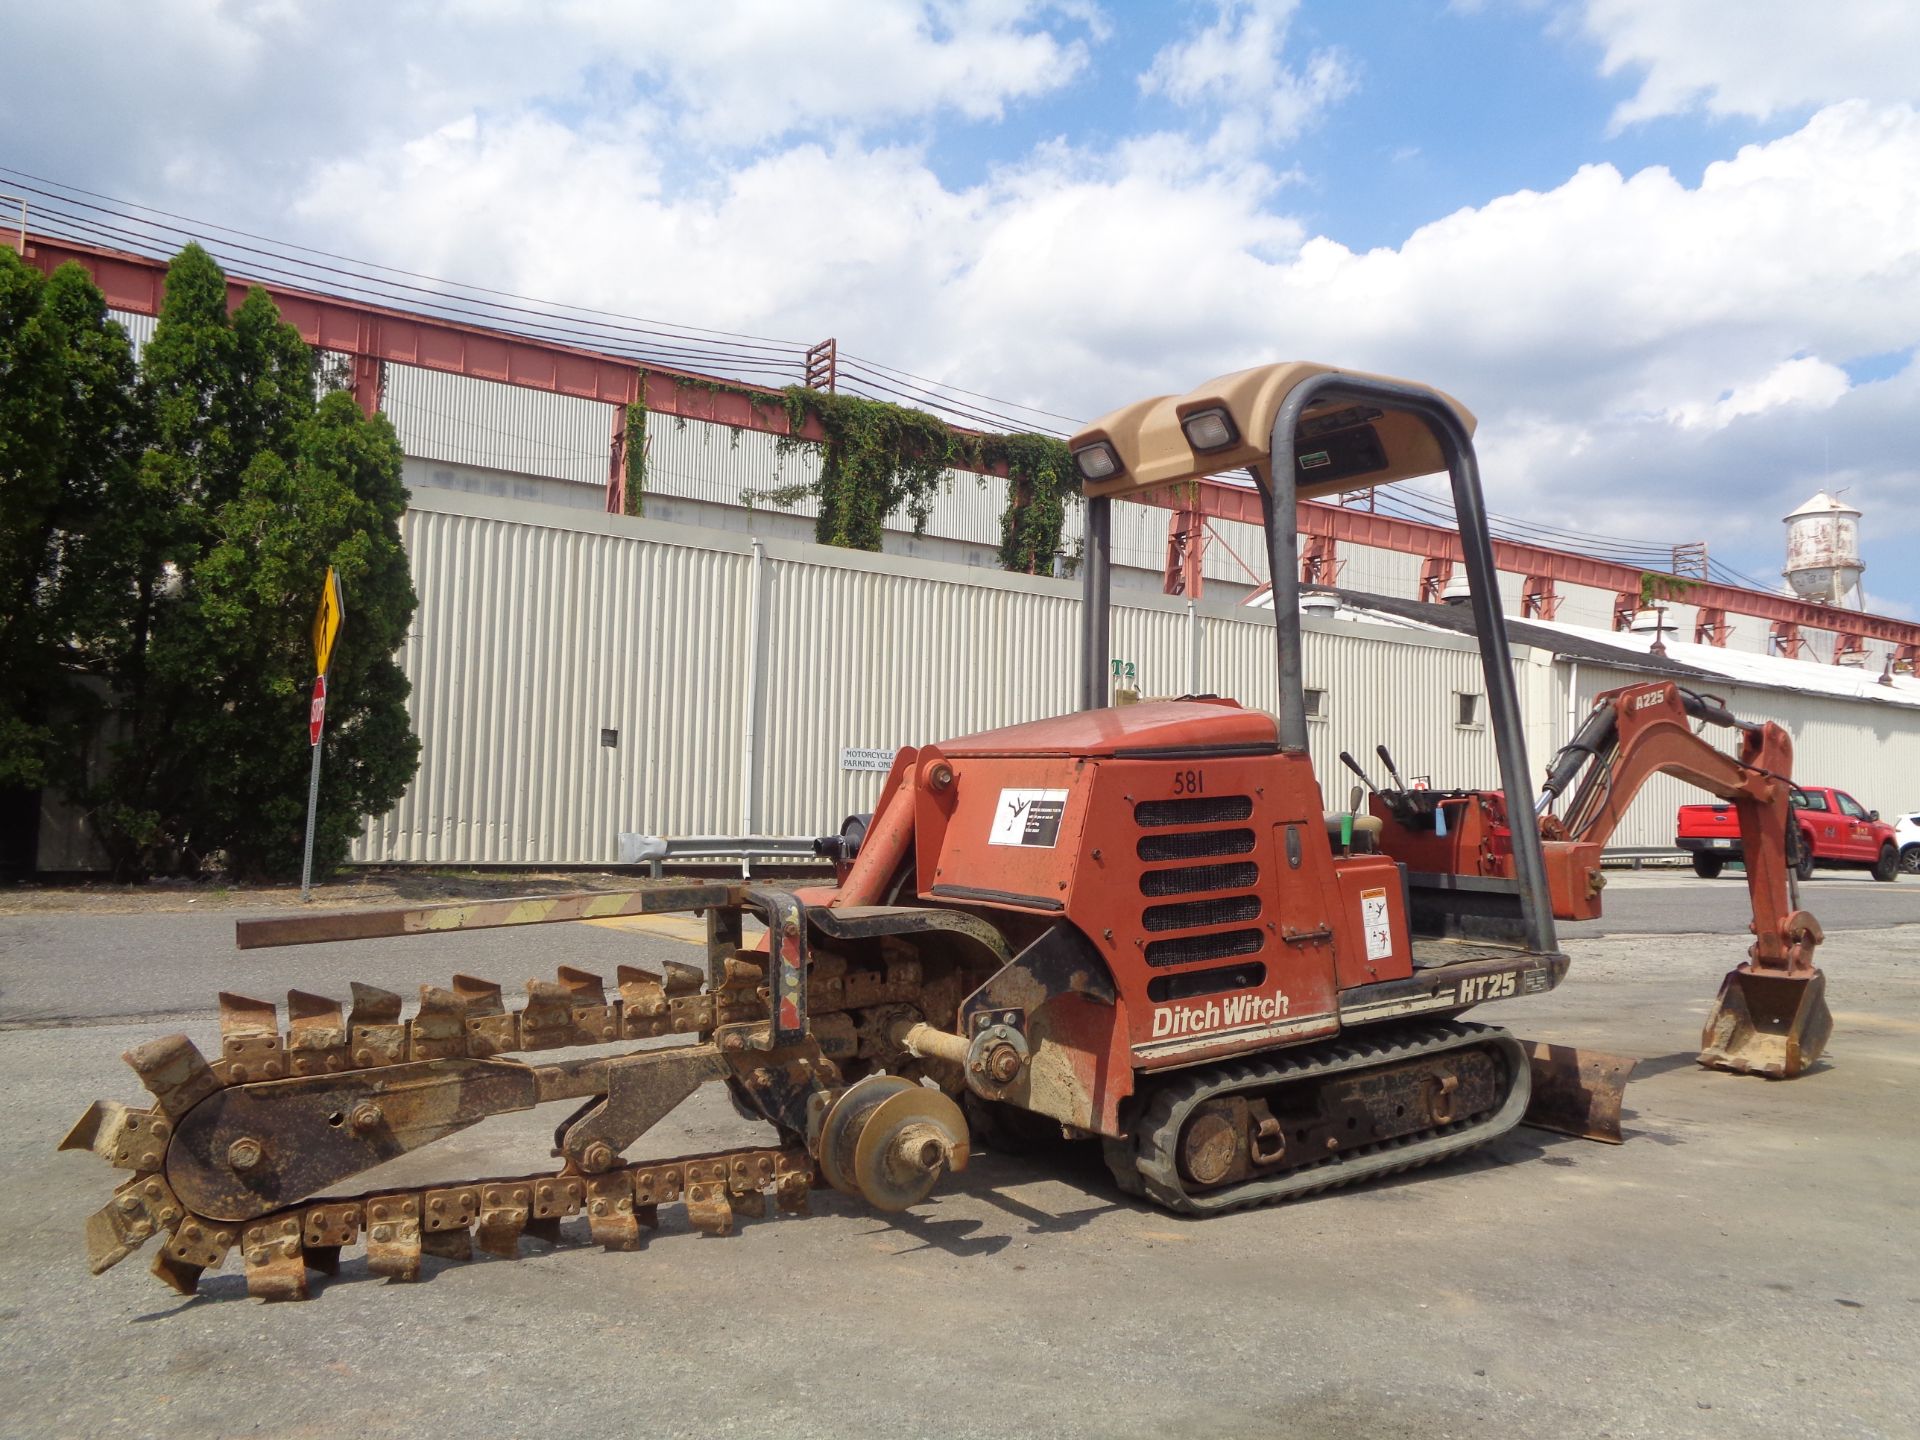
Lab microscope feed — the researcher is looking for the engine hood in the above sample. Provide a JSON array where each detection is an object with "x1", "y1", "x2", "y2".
[{"x1": 935, "y1": 699, "x2": 1279, "y2": 758}]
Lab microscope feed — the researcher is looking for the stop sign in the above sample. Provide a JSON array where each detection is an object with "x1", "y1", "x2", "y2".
[{"x1": 309, "y1": 675, "x2": 327, "y2": 747}]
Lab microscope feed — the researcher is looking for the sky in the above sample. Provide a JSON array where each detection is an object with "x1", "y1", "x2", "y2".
[{"x1": 3, "y1": 0, "x2": 1917, "y2": 615}]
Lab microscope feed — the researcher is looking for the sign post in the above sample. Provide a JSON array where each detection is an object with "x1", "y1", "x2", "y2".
[{"x1": 300, "y1": 568, "x2": 346, "y2": 902}]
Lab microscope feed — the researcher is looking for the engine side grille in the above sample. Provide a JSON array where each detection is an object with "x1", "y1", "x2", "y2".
[
  {"x1": 1143, "y1": 894, "x2": 1262, "y2": 932},
  {"x1": 1136, "y1": 828, "x2": 1255, "y2": 861},
  {"x1": 1134, "y1": 795, "x2": 1253, "y2": 827},
  {"x1": 1145, "y1": 929, "x2": 1263, "y2": 967},
  {"x1": 1140, "y1": 861, "x2": 1260, "y2": 897}
]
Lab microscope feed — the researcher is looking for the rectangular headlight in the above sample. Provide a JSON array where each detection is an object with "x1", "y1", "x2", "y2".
[
  {"x1": 1072, "y1": 441, "x2": 1121, "y2": 481},
  {"x1": 1181, "y1": 407, "x2": 1238, "y2": 452}
]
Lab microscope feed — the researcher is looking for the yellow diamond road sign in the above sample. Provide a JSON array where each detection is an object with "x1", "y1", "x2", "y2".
[{"x1": 312, "y1": 567, "x2": 345, "y2": 677}]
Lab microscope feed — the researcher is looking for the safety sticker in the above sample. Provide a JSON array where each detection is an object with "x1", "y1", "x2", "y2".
[
  {"x1": 1360, "y1": 886, "x2": 1393, "y2": 961},
  {"x1": 989, "y1": 788, "x2": 1070, "y2": 848}
]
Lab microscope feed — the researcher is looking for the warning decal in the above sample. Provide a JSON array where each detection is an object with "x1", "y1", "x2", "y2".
[
  {"x1": 989, "y1": 788, "x2": 1070, "y2": 848},
  {"x1": 1360, "y1": 886, "x2": 1393, "y2": 961}
]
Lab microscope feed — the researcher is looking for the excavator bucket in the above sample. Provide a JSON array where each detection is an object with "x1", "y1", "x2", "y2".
[
  {"x1": 1698, "y1": 966, "x2": 1832, "y2": 1078},
  {"x1": 1520, "y1": 1041, "x2": 1637, "y2": 1144}
]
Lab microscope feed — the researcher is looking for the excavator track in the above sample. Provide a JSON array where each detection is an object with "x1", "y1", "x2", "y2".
[
  {"x1": 60, "y1": 943, "x2": 952, "y2": 1301},
  {"x1": 1104, "y1": 1021, "x2": 1531, "y2": 1214}
]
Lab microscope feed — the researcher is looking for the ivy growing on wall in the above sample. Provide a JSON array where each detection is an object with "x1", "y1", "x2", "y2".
[
  {"x1": 1637, "y1": 571, "x2": 1698, "y2": 607},
  {"x1": 978, "y1": 431, "x2": 1075, "y2": 574},
  {"x1": 762, "y1": 386, "x2": 1077, "y2": 570},
  {"x1": 622, "y1": 380, "x2": 648, "y2": 517}
]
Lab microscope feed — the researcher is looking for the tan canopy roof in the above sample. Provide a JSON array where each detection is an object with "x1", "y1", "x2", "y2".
[{"x1": 1068, "y1": 361, "x2": 1476, "y2": 502}]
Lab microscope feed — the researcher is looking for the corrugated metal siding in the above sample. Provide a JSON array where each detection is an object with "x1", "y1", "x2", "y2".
[
  {"x1": 359, "y1": 494, "x2": 1920, "y2": 865},
  {"x1": 385, "y1": 365, "x2": 611, "y2": 487},
  {"x1": 360, "y1": 507, "x2": 751, "y2": 862},
  {"x1": 754, "y1": 559, "x2": 1083, "y2": 836}
]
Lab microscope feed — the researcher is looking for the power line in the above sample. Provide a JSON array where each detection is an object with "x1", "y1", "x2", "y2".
[{"x1": 10, "y1": 165, "x2": 1802, "y2": 600}]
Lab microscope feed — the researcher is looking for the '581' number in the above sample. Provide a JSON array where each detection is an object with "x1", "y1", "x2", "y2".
[{"x1": 1171, "y1": 768, "x2": 1205, "y2": 795}]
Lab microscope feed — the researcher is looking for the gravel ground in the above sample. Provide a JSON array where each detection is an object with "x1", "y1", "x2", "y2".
[{"x1": 1, "y1": 884, "x2": 1915, "y2": 1440}]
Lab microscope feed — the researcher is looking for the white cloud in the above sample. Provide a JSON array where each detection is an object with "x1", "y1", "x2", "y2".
[
  {"x1": 8, "y1": 5, "x2": 1919, "y2": 598},
  {"x1": 1140, "y1": 0, "x2": 1355, "y2": 151},
  {"x1": 1580, "y1": 0, "x2": 1920, "y2": 128}
]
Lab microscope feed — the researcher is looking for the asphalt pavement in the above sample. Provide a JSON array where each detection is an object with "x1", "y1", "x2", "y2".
[
  {"x1": 2, "y1": 880, "x2": 1916, "y2": 1439},
  {"x1": 1568, "y1": 866, "x2": 1920, "y2": 936}
]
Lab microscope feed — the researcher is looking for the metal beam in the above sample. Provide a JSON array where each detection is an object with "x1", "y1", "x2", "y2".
[{"x1": 26, "y1": 230, "x2": 1920, "y2": 648}]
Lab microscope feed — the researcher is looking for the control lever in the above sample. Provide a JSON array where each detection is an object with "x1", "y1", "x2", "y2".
[
  {"x1": 1338, "y1": 751, "x2": 1379, "y2": 794},
  {"x1": 1375, "y1": 744, "x2": 1410, "y2": 792}
]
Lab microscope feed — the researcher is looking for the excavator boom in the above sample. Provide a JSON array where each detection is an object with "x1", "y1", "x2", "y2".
[{"x1": 1536, "y1": 681, "x2": 1831, "y2": 1076}]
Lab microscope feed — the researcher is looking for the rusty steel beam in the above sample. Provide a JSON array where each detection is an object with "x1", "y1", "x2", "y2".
[
  {"x1": 26, "y1": 232, "x2": 1920, "y2": 647},
  {"x1": 17, "y1": 233, "x2": 829, "y2": 442},
  {"x1": 1134, "y1": 483, "x2": 1920, "y2": 645},
  {"x1": 233, "y1": 884, "x2": 744, "y2": 950}
]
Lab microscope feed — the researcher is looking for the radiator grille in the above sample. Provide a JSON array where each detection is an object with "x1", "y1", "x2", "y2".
[
  {"x1": 1143, "y1": 895, "x2": 1262, "y2": 932},
  {"x1": 1140, "y1": 861, "x2": 1260, "y2": 896},
  {"x1": 1136, "y1": 828, "x2": 1255, "y2": 861},
  {"x1": 1133, "y1": 795, "x2": 1253, "y2": 827},
  {"x1": 1145, "y1": 929, "x2": 1264, "y2": 968}
]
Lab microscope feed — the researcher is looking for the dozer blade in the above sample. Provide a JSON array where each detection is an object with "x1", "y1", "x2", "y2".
[
  {"x1": 1699, "y1": 966, "x2": 1832, "y2": 1078},
  {"x1": 1519, "y1": 1041, "x2": 1637, "y2": 1144}
]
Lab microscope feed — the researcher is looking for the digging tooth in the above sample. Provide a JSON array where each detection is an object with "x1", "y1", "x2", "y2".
[
  {"x1": 124, "y1": 1034, "x2": 223, "y2": 1119},
  {"x1": 617, "y1": 965, "x2": 670, "y2": 1038},
  {"x1": 348, "y1": 982, "x2": 408, "y2": 1067},
  {"x1": 363, "y1": 1194, "x2": 423, "y2": 1281},
  {"x1": 60, "y1": 1100, "x2": 171, "y2": 1172},
  {"x1": 452, "y1": 974, "x2": 505, "y2": 1015},
  {"x1": 661, "y1": 960, "x2": 704, "y2": 997},
  {"x1": 585, "y1": 1172, "x2": 644, "y2": 1250},
  {"x1": 302, "y1": 1202, "x2": 361, "y2": 1275},
  {"x1": 684, "y1": 1160, "x2": 734, "y2": 1235},
  {"x1": 409, "y1": 985, "x2": 470, "y2": 1061},
  {"x1": 476, "y1": 1182, "x2": 532, "y2": 1256},
  {"x1": 151, "y1": 1217, "x2": 235, "y2": 1296},
  {"x1": 217, "y1": 992, "x2": 286, "y2": 1083},
  {"x1": 348, "y1": 981, "x2": 403, "y2": 1026},
  {"x1": 242, "y1": 1215, "x2": 308, "y2": 1302},
  {"x1": 518, "y1": 980, "x2": 574, "y2": 1050},
  {"x1": 556, "y1": 965, "x2": 606, "y2": 1005},
  {"x1": 422, "y1": 1185, "x2": 478, "y2": 1261},
  {"x1": 452, "y1": 975, "x2": 517, "y2": 1055},
  {"x1": 82, "y1": 1174, "x2": 182, "y2": 1275},
  {"x1": 555, "y1": 966, "x2": 620, "y2": 1043},
  {"x1": 286, "y1": 990, "x2": 349, "y2": 1076}
]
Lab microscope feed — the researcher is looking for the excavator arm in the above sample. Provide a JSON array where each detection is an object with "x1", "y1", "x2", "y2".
[{"x1": 1534, "y1": 682, "x2": 1831, "y2": 1076}]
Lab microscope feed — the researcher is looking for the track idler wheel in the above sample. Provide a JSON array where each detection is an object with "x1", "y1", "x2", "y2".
[
  {"x1": 814, "y1": 1075, "x2": 969, "y2": 1212},
  {"x1": 1699, "y1": 965, "x2": 1832, "y2": 1078}
]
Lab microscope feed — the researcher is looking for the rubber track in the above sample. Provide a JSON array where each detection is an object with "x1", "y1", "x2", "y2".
[{"x1": 1106, "y1": 1021, "x2": 1531, "y2": 1215}]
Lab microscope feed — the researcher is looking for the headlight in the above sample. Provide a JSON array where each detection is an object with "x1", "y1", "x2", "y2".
[
  {"x1": 1180, "y1": 406, "x2": 1238, "y2": 452},
  {"x1": 1072, "y1": 441, "x2": 1121, "y2": 481}
]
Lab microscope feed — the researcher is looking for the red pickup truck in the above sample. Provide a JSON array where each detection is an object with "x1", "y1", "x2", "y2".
[{"x1": 1677, "y1": 786, "x2": 1902, "y2": 881}]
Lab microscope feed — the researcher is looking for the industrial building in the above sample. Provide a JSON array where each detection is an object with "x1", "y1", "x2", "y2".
[{"x1": 17, "y1": 231, "x2": 1920, "y2": 871}]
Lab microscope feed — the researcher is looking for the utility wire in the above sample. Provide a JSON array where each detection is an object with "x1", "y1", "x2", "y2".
[{"x1": 11, "y1": 165, "x2": 1794, "y2": 594}]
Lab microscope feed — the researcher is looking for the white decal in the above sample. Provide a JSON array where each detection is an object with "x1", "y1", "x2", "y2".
[
  {"x1": 839, "y1": 747, "x2": 896, "y2": 773},
  {"x1": 1455, "y1": 972, "x2": 1518, "y2": 1006},
  {"x1": 1151, "y1": 988, "x2": 1290, "y2": 1040},
  {"x1": 1359, "y1": 886, "x2": 1393, "y2": 961},
  {"x1": 988, "y1": 788, "x2": 1070, "y2": 848}
]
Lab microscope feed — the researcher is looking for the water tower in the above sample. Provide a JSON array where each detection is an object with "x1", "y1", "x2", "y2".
[{"x1": 1782, "y1": 491, "x2": 1865, "y2": 609}]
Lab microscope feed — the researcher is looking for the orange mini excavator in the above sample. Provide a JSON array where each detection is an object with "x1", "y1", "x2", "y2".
[{"x1": 63, "y1": 363, "x2": 1831, "y2": 1300}]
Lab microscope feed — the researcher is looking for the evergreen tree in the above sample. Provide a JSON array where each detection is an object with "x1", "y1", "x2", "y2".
[
  {"x1": 80, "y1": 244, "x2": 419, "y2": 878},
  {"x1": 0, "y1": 253, "x2": 142, "y2": 795}
]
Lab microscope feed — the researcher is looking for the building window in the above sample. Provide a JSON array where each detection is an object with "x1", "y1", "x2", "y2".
[
  {"x1": 1454, "y1": 692, "x2": 1483, "y2": 728},
  {"x1": 1304, "y1": 688, "x2": 1327, "y2": 720}
]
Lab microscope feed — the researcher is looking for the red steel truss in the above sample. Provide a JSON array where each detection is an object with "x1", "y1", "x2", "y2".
[{"x1": 22, "y1": 232, "x2": 1920, "y2": 652}]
